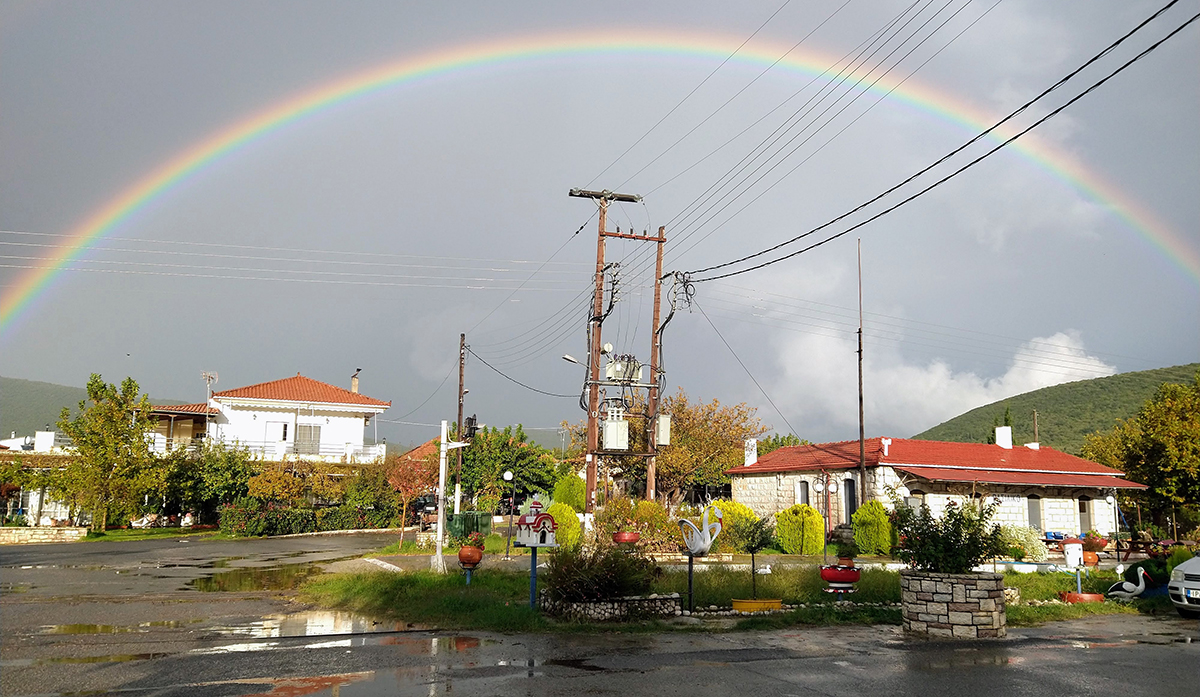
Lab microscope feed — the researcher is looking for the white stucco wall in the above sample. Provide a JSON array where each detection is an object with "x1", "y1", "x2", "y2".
[{"x1": 208, "y1": 399, "x2": 377, "y2": 460}]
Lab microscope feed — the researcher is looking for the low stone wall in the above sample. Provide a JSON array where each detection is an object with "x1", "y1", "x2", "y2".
[
  {"x1": 0, "y1": 526, "x2": 88, "y2": 545},
  {"x1": 539, "y1": 592, "x2": 682, "y2": 621},
  {"x1": 900, "y1": 570, "x2": 1006, "y2": 638}
]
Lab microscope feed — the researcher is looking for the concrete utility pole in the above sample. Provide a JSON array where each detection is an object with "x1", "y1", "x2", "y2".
[
  {"x1": 455, "y1": 333, "x2": 466, "y2": 515},
  {"x1": 568, "y1": 188, "x2": 642, "y2": 513},
  {"x1": 433, "y1": 419, "x2": 469, "y2": 574}
]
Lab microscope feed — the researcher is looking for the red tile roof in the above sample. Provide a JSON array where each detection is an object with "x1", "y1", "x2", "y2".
[
  {"x1": 728, "y1": 436, "x2": 1144, "y2": 489},
  {"x1": 213, "y1": 374, "x2": 390, "y2": 408},
  {"x1": 151, "y1": 403, "x2": 218, "y2": 416}
]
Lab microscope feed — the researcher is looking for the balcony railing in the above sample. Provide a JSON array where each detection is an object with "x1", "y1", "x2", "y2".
[{"x1": 212, "y1": 438, "x2": 385, "y2": 463}]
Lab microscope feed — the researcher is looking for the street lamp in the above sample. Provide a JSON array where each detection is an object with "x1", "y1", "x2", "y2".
[
  {"x1": 503, "y1": 470, "x2": 517, "y2": 560},
  {"x1": 562, "y1": 354, "x2": 581, "y2": 365}
]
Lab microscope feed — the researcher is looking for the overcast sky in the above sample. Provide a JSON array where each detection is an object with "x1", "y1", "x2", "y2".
[{"x1": 2, "y1": 0, "x2": 1197, "y2": 448}]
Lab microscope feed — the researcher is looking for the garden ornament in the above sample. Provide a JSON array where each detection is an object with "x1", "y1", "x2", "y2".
[
  {"x1": 679, "y1": 506, "x2": 722, "y2": 557},
  {"x1": 1107, "y1": 567, "x2": 1150, "y2": 600}
]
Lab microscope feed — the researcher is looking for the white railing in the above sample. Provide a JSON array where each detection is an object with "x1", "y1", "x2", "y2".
[{"x1": 213, "y1": 439, "x2": 385, "y2": 463}]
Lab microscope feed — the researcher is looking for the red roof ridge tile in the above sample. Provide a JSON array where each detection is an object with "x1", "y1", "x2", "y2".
[{"x1": 213, "y1": 374, "x2": 390, "y2": 408}]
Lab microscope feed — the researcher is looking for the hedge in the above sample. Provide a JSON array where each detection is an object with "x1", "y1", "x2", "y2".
[
  {"x1": 218, "y1": 498, "x2": 401, "y2": 537},
  {"x1": 851, "y1": 500, "x2": 893, "y2": 556},
  {"x1": 775, "y1": 504, "x2": 825, "y2": 555},
  {"x1": 551, "y1": 476, "x2": 586, "y2": 513}
]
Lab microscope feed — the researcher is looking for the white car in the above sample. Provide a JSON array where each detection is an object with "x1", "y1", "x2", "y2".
[{"x1": 1168, "y1": 554, "x2": 1200, "y2": 619}]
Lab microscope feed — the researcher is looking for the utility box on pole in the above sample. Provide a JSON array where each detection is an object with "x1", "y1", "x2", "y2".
[
  {"x1": 602, "y1": 419, "x2": 629, "y2": 450},
  {"x1": 655, "y1": 414, "x2": 671, "y2": 446}
]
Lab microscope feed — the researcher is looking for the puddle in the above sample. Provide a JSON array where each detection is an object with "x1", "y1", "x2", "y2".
[
  {"x1": 543, "y1": 657, "x2": 604, "y2": 671},
  {"x1": 40, "y1": 620, "x2": 199, "y2": 634},
  {"x1": 187, "y1": 563, "x2": 324, "y2": 592},
  {"x1": 205, "y1": 610, "x2": 412, "y2": 638}
]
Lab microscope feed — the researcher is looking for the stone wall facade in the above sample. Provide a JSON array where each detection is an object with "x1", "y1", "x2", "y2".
[
  {"x1": 900, "y1": 570, "x2": 1006, "y2": 638},
  {"x1": 539, "y1": 592, "x2": 682, "y2": 621},
  {"x1": 0, "y1": 526, "x2": 87, "y2": 545}
]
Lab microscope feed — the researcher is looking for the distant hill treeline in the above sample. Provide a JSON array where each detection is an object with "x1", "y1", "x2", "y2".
[
  {"x1": 912, "y1": 363, "x2": 1200, "y2": 454},
  {"x1": 0, "y1": 376, "x2": 185, "y2": 440}
]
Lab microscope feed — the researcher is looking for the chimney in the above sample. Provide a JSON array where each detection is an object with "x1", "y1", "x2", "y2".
[
  {"x1": 995, "y1": 426, "x2": 1012, "y2": 449},
  {"x1": 880, "y1": 438, "x2": 892, "y2": 457},
  {"x1": 351, "y1": 368, "x2": 361, "y2": 394}
]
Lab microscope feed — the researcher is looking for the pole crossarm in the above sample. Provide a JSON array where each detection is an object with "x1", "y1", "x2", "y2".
[
  {"x1": 568, "y1": 188, "x2": 642, "y2": 203},
  {"x1": 601, "y1": 230, "x2": 666, "y2": 243}
]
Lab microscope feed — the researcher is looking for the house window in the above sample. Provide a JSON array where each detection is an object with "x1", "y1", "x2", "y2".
[
  {"x1": 296, "y1": 424, "x2": 321, "y2": 455},
  {"x1": 1027, "y1": 495, "x2": 1042, "y2": 532},
  {"x1": 281, "y1": 423, "x2": 287, "y2": 441},
  {"x1": 844, "y1": 478, "x2": 857, "y2": 518},
  {"x1": 795, "y1": 480, "x2": 809, "y2": 506}
]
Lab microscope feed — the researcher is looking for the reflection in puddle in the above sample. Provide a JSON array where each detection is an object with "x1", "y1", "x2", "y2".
[
  {"x1": 206, "y1": 610, "x2": 410, "y2": 638},
  {"x1": 41, "y1": 620, "x2": 199, "y2": 634},
  {"x1": 188, "y1": 563, "x2": 323, "y2": 592}
]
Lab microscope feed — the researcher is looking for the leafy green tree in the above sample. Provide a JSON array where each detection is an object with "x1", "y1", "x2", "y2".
[
  {"x1": 552, "y1": 475, "x2": 586, "y2": 513},
  {"x1": 851, "y1": 500, "x2": 893, "y2": 556},
  {"x1": 1083, "y1": 373, "x2": 1200, "y2": 521},
  {"x1": 56, "y1": 375, "x2": 161, "y2": 531},
  {"x1": 757, "y1": 433, "x2": 810, "y2": 457},
  {"x1": 460, "y1": 425, "x2": 561, "y2": 510},
  {"x1": 654, "y1": 389, "x2": 767, "y2": 505}
]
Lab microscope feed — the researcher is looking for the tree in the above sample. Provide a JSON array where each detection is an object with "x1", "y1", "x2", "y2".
[
  {"x1": 757, "y1": 433, "x2": 810, "y2": 457},
  {"x1": 387, "y1": 441, "x2": 439, "y2": 527},
  {"x1": 56, "y1": 375, "x2": 161, "y2": 531},
  {"x1": 459, "y1": 425, "x2": 561, "y2": 511},
  {"x1": 1083, "y1": 373, "x2": 1200, "y2": 521},
  {"x1": 985, "y1": 405, "x2": 1014, "y2": 444},
  {"x1": 654, "y1": 389, "x2": 767, "y2": 505}
]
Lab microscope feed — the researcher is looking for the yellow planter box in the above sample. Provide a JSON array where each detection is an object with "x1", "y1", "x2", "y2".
[{"x1": 731, "y1": 598, "x2": 782, "y2": 613}]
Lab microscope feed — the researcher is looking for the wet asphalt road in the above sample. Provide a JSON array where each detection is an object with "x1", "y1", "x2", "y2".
[{"x1": 2, "y1": 536, "x2": 1198, "y2": 696}]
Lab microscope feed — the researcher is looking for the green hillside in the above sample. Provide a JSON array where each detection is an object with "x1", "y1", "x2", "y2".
[
  {"x1": 912, "y1": 363, "x2": 1200, "y2": 455},
  {"x1": 0, "y1": 376, "x2": 186, "y2": 440}
]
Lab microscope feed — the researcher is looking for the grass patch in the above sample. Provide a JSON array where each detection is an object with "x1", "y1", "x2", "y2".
[
  {"x1": 370, "y1": 534, "x2": 530, "y2": 557},
  {"x1": 1001, "y1": 568, "x2": 1179, "y2": 626},
  {"x1": 736, "y1": 605, "x2": 902, "y2": 630},
  {"x1": 302, "y1": 570, "x2": 547, "y2": 632},
  {"x1": 84, "y1": 527, "x2": 220, "y2": 542}
]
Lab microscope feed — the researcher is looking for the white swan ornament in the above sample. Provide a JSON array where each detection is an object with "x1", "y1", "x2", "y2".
[
  {"x1": 679, "y1": 506, "x2": 723, "y2": 557},
  {"x1": 1107, "y1": 567, "x2": 1150, "y2": 600}
]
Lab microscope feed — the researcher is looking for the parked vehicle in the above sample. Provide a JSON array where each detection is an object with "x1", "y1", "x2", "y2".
[{"x1": 1167, "y1": 555, "x2": 1200, "y2": 619}]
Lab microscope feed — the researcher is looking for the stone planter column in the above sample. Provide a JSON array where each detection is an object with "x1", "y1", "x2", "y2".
[{"x1": 899, "y1": 569, "x2": 1006, "y2": 638}]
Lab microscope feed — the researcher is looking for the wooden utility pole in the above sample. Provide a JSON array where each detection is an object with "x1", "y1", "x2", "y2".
[
  {"x1": 454, "y1": 333, "x2": 465, "y2": 515},
  {"x1": 569, "y1": 188, "x2": 642, "y2": 513},
  {"x1": 857, "y1": 239, "x2": 866, "y2": 513},
  {"x1": 646, "y1": 225, "x2": 666, "y2": 503}
]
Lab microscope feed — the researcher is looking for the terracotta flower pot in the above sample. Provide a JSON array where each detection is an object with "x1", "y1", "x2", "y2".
[
  {"x1": 837, "y1": 557, "x2": 855, "y2": 568},
  {"x1": 612, "y1": 531, "x2": 640, "y2": 544},
  {"x1": 1082, "y1": 551, "x2": 1100, "y2": 567},
  {"x1": 457, "y1": 545, "x2": 483, "y2": 569}
]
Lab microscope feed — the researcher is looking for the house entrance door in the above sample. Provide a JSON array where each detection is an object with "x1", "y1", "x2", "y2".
[{"x1": 1079, "y1": 498, "x2": 1091, "y2": 535}]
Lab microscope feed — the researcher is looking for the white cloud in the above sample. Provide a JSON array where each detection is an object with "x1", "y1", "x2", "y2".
[{"x1": 773, "y1": 329, "x2": 1115, "y2": 440}]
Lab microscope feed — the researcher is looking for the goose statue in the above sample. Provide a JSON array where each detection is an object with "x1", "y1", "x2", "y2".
[
  {"x1": 1107, "y1": 567, "x2": 1151, "y2": 600},
  {"x1": 679, "y1": 506, "x2": 723, "y2": 557},
  {"x1": 755, "y1": 564, "x2": 772, "y2": 575}
]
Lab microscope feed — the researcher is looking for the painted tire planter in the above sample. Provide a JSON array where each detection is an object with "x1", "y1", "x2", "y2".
[
  {"x1": 1059, "y1": 591, "x2": 1105, "y2": 604},
  {"x1": 731, "y1": 598, "x2": 782, "y2": 613},
  {"x1": 820, "y1": 564, "x2": 861, "y2": 593},
  {"x1": 612, "y1": 531, "x2": 640, "y2": 544},
  {"x1": 457, "y1": 546, "x2": 483, "y2": 569}
]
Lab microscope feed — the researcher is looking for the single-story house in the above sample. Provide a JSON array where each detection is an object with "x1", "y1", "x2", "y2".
[{"x1": 728, "y1": 427, "x2": 1144, "y2": 537}]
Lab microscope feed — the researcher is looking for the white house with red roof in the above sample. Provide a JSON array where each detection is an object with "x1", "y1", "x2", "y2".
[
  {"x1": 728, "y1": 427, "x2": 1144, "y2": 537},
  {"x1": 150, "y1": 373, "x2": 390, "y2": 463}
]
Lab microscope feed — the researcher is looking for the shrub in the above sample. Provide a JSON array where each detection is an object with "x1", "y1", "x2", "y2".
[
  {"x1": 709, "y1": 499, "x2": 759, "y2": 553},
  {"x1": 1125, "y1": 559, "x2": 1168, "y2": 585},
  {"x1": 1167, "y1": 546, "x2": 1195, "y2": 575},
  {"x1": 542, "y1": 544, "x2": 656, "y2": 602},
  {"x1": 851, "y1": 501, "x2": 893, "y2": 556},
  {"x1": 593, "y1": 497, "x2": 634, "y2": 543},
  {"x1": 775, "y1": 504, "x2": 825, "y2": 555},
  {"x1": 1001, "y1": 525, "x2": 1049, "y2": 562},
  {"x1": 218, "y1": 498, "x2": 317, "y2": 537},
  {"x1": 892, "y1": 499, "x2": 1006, "y2": 574},
  {"x1": 551, "y1": 476, "x2": 586, "y2": 513},
  {"x1": 545, "y1": 502, "x2": 582, "y2": 549},
  {"x1": 632, "y1": 500, "x2": 683, "y2": 553}
]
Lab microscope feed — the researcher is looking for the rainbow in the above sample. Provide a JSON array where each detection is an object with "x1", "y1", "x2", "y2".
[{"x1": 3, "y1": 30, "x2": 1197, "y2": 336}]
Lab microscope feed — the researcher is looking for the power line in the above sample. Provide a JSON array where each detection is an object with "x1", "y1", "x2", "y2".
[
  {"x1": 694, "y1": 299, "x2": 798, "y2": 436},
  {"x1": 688, "y1": 1, "x2": 1194, "y2": 281},
  {"x1": 466, "y1": 347, "x2": 575, "y2": 399},
  {"x1": 588, "y1": 0, "x2": 796, "y2": 188}
]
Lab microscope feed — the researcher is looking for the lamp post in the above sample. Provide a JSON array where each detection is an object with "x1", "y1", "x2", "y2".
[{"x1": 503, "y1": 470, "x2": 516, "y2": 560}]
